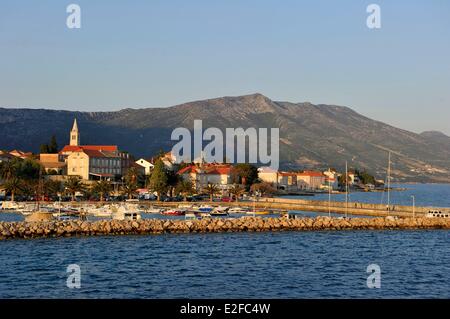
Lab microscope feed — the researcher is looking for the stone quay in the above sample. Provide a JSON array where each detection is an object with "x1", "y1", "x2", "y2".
[{"x1": 0, "y1": 216, "x2": 449, "y2": 240}]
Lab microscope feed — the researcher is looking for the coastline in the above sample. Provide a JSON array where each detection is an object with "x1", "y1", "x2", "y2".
[{"x1": 1, "y1": 216, "x2": 449, "y2": 240}]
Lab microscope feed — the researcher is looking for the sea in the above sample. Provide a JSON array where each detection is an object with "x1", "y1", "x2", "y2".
[{"x1": 0, "y1": 183, "x2": 449, "y2": 298}]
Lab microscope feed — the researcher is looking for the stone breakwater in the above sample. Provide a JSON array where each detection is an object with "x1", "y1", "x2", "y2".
[{"x1": 1, "y1": 216, "x2": 450, "y2": 240}]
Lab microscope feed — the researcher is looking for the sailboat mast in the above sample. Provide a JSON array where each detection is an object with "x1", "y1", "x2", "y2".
[
  {"x1": 387, "y1": 151, "x2": 391, "y2": 211},
  {"x1": 345, "y1": 161, "x2": 348, "y2": 218}
]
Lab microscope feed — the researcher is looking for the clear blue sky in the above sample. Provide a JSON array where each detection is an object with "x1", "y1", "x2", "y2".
[{"x1": 1, "y1": 0, "x2": 449, "y2": 134}]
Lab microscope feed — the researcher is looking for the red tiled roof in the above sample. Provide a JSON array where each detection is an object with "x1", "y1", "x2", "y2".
[
  {"x1": 205, "y1": 167, "x2": 232, "y2": 175},
  {"x1": 60, "y1": 145, "x2": 118, "y2": 153},
  {"x1": 177, "y1": 165, "x2": 200, "y2": 175},
  {"x1": 278, "y1": 172, "x2": 296, "y2": 177}
]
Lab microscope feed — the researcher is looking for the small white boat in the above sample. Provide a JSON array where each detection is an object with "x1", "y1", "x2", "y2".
[
  {"x1": 146, "y1": 207, "x2": 164, "y2": 214},
  {"x1": 228, "y1": 207, "x2": 248, "y2": 214},
  {"x1": 112, "y1": 206, "x2": 141, "y2": 221},
  {"x1": 88, "y1": 206, "x2": 113, "y2": 218},
  {"x1": 1, "y1": 201, "x2": 23, "y2": 211}
]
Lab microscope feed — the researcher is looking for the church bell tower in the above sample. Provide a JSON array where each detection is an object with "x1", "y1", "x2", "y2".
[{"x1": 70, "y1": 118, "x2": 80, "y2": 146}]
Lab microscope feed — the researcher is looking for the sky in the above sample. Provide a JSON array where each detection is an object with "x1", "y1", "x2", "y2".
[{"x1": 1, "y1": 0, "x2": 449, "y2": 134}]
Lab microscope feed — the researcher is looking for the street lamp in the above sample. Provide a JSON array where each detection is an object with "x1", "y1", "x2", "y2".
[{"x1": 411, "y1": 195, "x2": 415, "y2": 218}]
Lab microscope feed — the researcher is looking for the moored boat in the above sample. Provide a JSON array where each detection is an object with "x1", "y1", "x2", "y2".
[
  {"x1": 228, "y1": 207, "x2": 248, "y2": 214},
  {"x1": 112, "y1": 206, "x2": 141, "y2": 221},
  {"x1": 161, "y1": 209, "x2": 186, "y2": 216}
]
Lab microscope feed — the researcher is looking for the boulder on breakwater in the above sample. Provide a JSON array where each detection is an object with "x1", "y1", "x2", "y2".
[{"x1": 0, "y1": 216, "x2": 449, "y2": 240}]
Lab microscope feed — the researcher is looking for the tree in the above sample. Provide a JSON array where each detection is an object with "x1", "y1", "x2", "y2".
[
  {"x1": 44, "y1": 180, "x2": 63, "y2": 198},
  {"x1": 2, "y1": 177, "x2": 22, "y2": 202},
  {"x1": 148, "y1": 159, "x2": 169, "y2": 201},
  {"x1": 175, "y1": 179, "x2": 194, "y2": 201},
  {"x1": 0, "y1": 159, "x2": 19, "y2": 181},
  {"x1": 250, "y1": 182, "x2": 276, "y2": 197},
  {"x1": 40, "y1": 144, "x2": 49, "y2": 154},
  {"x1": 39, "y1": 135, "x2": 58, "y2": 154},
  {"x1": 49, "y1": 135, "x2": 58, "y2": 153},
  {"x1": 125, "y1": 167, "x2": 139, "y2": 185},
  {"x1": 92, "y1": 180, "x2": 112, "y2": 201},
  {"x1": 203, "y1": 183, "x2": 219, "y2": 202},
  {"x1": 167, "y1": 169, "x2": 180, "y2": 197},
  {"x1": 17, "y1": 158, "x2": 42, "y2": 181},
  {"x1": 64, "y1": 176, "x2": 85, "y2": 201},
  {"x1": 232, "y1": 164, "x2": 259, "y2": 187},
  {"x1": 229, "y1": 184, "x2": 246, "y2": 202},
  {"x1": 338, "y1": 174, "x2": 350, "y2": 187},
  {"x1": 120, "y1": 181, "x2": 138, "y2": 200}
]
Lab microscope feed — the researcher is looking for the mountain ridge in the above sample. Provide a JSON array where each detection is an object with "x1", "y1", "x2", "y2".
[{"x1": 1, "y1": 93, "x2": 449, "y2": 183}]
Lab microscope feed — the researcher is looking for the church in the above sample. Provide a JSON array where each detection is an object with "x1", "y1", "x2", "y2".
[{"x1": 59, "y1": 119, "x2": 132, "y2": 180}]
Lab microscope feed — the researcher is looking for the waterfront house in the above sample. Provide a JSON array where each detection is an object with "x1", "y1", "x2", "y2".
[
  {"x1": 177, "y1": 163, "x2": 233, "y2": 193},
  {"x1": 9, "y1": 149, "x2": 33, "y2": 160},
  {"x1": 135, "y1": 158, "x2": 154, "y2": 175},
  {"x1": 258, "y1": 166, "x2": 279, "y2": 184},
  {"x1": 39, "y1": 153, "x2": 67, "y2": 175},
  {"x1": 296, "y1": 171, "x2": 326, "y2": 190},
  {"x1": 277, "y1": 172, "x2": 297, "y2": 191},
  {"x1": 323, "y1": 169, "x2": 339, "y2": 190}
]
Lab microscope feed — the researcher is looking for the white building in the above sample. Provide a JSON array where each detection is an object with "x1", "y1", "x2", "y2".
[{"x1": 135, "y1": 158, "x2": 154, "y2": 175}]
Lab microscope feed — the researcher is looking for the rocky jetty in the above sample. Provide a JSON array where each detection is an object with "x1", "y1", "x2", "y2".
[{"x1": 0, "y1": 216, "x2": 449, "y2": 240}]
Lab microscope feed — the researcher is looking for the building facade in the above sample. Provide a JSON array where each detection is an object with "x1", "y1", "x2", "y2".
[{"x1": 59, "y1": 119, "x2": 130, "y2": 180}]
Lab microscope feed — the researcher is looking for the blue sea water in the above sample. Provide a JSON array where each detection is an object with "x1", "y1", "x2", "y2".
[
  {"x1": 0, "y1": 230, "x2": 449, "y2": 298},
  {"x1": 0, "y1": 184, "x2": 449, "y2": 298},
  {"x1": 286, "y1": 183, "x2": 450, "y2": 207}
]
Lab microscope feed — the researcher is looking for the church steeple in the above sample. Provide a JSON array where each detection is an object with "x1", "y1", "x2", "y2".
[{"x1": 70, "y1": 118, "x2": 80, "y2": 146}]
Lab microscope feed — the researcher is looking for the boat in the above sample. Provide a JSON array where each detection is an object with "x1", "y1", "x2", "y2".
[
  {"x1": 112, "y1": 206, "x2": 141, "y2": 221},
  {"x1": 228, "y1": 207, "x2": 248, "y2": 214},
  {"x1": 1, "y1": 201, "x2": 24, "y2": 211},
  {"x1": 198, "y1": 205, "x2": 214, "y2": 213},
  {"x1": 88, "y1": 205, "x2": 113, "y2": 218},
  {"x1": 161, "y1": 209, "x2": 186, "y2": 216},
  {"x1": 248, "y1": 195, "x2": 270, "y2": 215},
  {"x1": 246, "y1": 211, "x2": 270, "y2": 215},
  {"x1": 146, "y1": 207, "x2": 164, "y2": 214},
  {"x1": 426, "y1": 211, "x2": 450, "y2": 218},
  {"x1": 210, "y1": 210, "x2": 229, "y2": 217}
]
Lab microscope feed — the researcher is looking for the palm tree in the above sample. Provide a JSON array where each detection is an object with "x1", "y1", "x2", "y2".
[
  {"x1": 0, "y1": 160, "x2": 17, "y2": 181},
  {"x1": 175, "y1": 179, "x2": 194, "y2": 201},
  {"x1": 92, "y1": 180, "x2": 112, "y2": 202},
  {"x1": 229, "y1": 184, "x2": 245, "y2": 202},
  {"x1": 64, "y1": 176, "x2": 85, "y2": 201},
  {"x1": 250, "y1": 182, "x2": 276, "y2": 197},
  {"x1": 203, "y1": 183, "x2": 219, "y2": 202},
  {"x1": 126, "y1": 167, "x2": 139, "y2": 185},
  {"x1": 2, "y1": 177, "x2": 22, "y2": 202},
  {"x1": 121, "y1": 181, "x2": 138, "y2": 200},
  {"x1": 44, "y1": 180, "x2": 63, "y2": 198}
]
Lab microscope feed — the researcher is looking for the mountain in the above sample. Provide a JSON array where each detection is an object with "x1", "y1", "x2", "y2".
[{"x1": 1, "y1": 93, "x2": 449, "y2": 182}]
